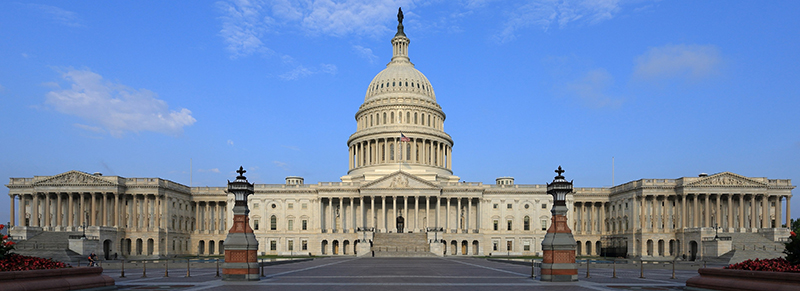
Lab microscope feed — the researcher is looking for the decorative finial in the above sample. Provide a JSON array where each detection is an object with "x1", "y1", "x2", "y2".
[
  {"x1": 395, "y1": 7, "x2": 406, "y2": 37},
  {"x1": 555, "y1": 166, "x2": 564, "y2": 177},
  {"x1": 236, "y1": 166, "x2": 246, "y2": 177}
]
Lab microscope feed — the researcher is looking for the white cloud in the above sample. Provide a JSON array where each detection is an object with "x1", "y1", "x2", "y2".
[
  {"x1": 45, "y1": 69, "x2": 196, "y2": 137},
  {"x1": 217, "y1": 0, "x2": 414, "y2": 57},
  {"x1": 21, "y1": 53, "x2": 29, "y2": 58},
  {"x1": 497, "y1": 0, "x2": 621, "y2": 42},
  {"x1": 273, "y1": 160, "x2": 290, "y2": 170},
  {"x1": 353, "y1": 45, "x2": 379, "y2": 63},
  {"x1": 633, "y1": 44, "x2": 721, "y2": 81},
  {"x1": 280, "y1": 63, "x2": 337, "y2": 80},
  {"x1": 227, "y1": 139, "x2": 235, "y2": 146},
  {"x1": 198, "y1": 168, "x2": 221, "y2": 173},
  {"x1": 28, "y1": 3, "x2": 84, "y2": 27},
  {"x1": 73, "y1": 123, "x2": 104, "y2": 133},
  {"x1": 564, "y1": 68, "x2": 622, "y2": 109}
]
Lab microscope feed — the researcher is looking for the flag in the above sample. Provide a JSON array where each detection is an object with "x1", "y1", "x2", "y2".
[{"x1": 400, "y1": 133, "x2": 410, "y2": 142}]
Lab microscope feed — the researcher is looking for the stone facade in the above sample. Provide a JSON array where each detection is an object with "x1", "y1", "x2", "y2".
[{"x1": 4, "y1": 17, "x2": 795, "y2": 260}]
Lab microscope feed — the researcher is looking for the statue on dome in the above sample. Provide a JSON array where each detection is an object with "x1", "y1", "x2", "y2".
[{"x1": 398, "y1": 7, "x2": 404, "y2": 24}]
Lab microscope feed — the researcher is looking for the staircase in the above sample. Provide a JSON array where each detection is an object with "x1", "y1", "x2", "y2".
[
  {"x1": 372, "y1": 233, "x2": 436, "y2": 257},
  {"x1": 12, "y1": 231, "x2": 85, "y2": 264},
  {"x1": 724, "y1": 232, "x2": 786, "y2": 264}
]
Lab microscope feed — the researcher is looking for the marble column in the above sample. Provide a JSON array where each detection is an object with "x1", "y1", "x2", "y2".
[
  {"x1": 360, "y1": 197, "x2": 365, "y2": 228},
  {"x1": 425, "y1": 196, "x2": 430, "y2": 228},
  {"x1": 738, "y1": 194, "x2": 744, "y2": 229},
  {"x1": 18, "y1": 195, "x2": 24, "y2": 227},
  {"x1": 727, "y1": 195, "x2": 733, "y2": 229},
  {"x1": 457, "y1": 197, "x2": 461, "y2": 231},
  {"x1": 44, "y1": 193, "x2": 51, "y2": 227},
  {"x1": 370, "y1": 196, "x2": 375, "y2": 229},
  {"x1": 350, "y1": 198, "x2": 355, "y2": 232},
  {"x1": 9, "y1": 194, "x2": 15, "y2": 227},
  {"x1": 414, "y1": 196, "x2": 419, "y2": 231},
  {"x1": 467, "y1": 198, "x2": 472, "y2": 231},
  {"x1": 762, "y1": 195, "x2": 769, "y2": 228},
  {"x1": 446, "y1": 197, "x2": 451, "y2": 231},
  {"x1": 435, "y1": 197, "x2": 440, "y2": 228},
  {"x1": 787, "y1": 196, "x2": 792, "y2": 230},
  {"x1": 750, "y1": 195, "x2": 757, "y2": 229},
  {"x1": 392, "y1": 196, "x2": 397, "y2": 232},
  {"x1": 715, "y1": 194, "x2": 721, "y2": 228},
  {"x1": 680, "y1": 195, "x2": 686, "y2": 229},
  {"x1": 703, "y1": 194, "x2": 710, "y2": 228},
  {"x1": 32, "y1": 193, "x2": 39, "y2": 227},
  {"x1": 640, "y1": 196, "x2": 645, "y2": 230},
  {"x1": 381, "y1": 196, "x2": 386, "y2": 232},
  {"x1": 56, "y1": 193, "x2": 62, "y2": 227}
]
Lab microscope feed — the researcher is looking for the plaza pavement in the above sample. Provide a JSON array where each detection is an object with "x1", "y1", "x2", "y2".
[{"x1": 104, "y1": 257, "x2": 707, "y2": 291}]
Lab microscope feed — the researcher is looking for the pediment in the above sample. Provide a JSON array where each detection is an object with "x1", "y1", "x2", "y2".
[
  {"x1": 361, "y1": 171, "x2": 440, "y2": 190},
  {"x1": 686, "y1": 172, "x2": 766, "y2": 187},
  {"x1": 34, "y1": 170, "x2": 117, "y2": 186}
]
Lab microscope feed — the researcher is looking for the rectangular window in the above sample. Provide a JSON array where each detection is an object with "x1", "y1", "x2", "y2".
[
  {"x1": 541, "y1": 219, "x2": 548, "y2": 231},
  {"x1": 302, "y1": 240, "x2": 308, "y2": 251},
  {"x1": 493, "y1": 204, "x2": 499, "y2": 209},
  {"x1": 288, "y1": 203, "x2": 294, "y2": 209},
  {"x1": 253, "y1": 203, "x2": 259, "y2": 209},
  {"x1": 270, "y1": 240, "x2": 277, "y2": 251},
  {"x1": 507, "y1": 241, "x2": 513, "y2": 251},
  {"x1": 507, "y1": 204, "x2": 512, "y2": 209},
  {"x1": 493, "y1": 220, "x2": 499, "y2": 231},
  {"x1": 493, "y1": 241, "x2": 498, "y2": 251},
  {"x1": 542, "y1": 204, "x2": 547, "y2": 209},
  {"x1": 288, "y1": 219, "x2": 294, "y2": 231},
  {"x1": 254, "y1": 219, "x2": 259, "y2": 230},
  {"x1": 507, "y1": 220, "x2": 512, "y2": 231},
  {"x1": 302, "y1": 203, "x2": 307, "y2": 209},
  {"x1": 288, "y1": 240, "x2": 294, "y2": 251},
  {"x1": 302, "y1": 220, "x2": 308, "y2": 230},
  {"x1": 523, "y1": 240, "x2": 530, "y2": 251}
]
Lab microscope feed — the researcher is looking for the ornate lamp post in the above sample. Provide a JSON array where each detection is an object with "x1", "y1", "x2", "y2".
[
  {"x1": 540, "y1": 166, "x2": 578, "y2": 282},
  {"x1": 221, "y1": 167, "x2": 259, "y2": 281}
]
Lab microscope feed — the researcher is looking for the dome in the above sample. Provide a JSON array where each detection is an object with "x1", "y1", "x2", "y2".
[{"x1": 365, "y1": 63, "x2": 436, "y2": 102}]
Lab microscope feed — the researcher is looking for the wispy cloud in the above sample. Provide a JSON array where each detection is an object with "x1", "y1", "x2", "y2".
[
  {"x1": 45, "y1": 68, "x2": 196, "y2": 137},
  {"x1": 273, "y1": 160, "x2": 290, "y2": 170},
  {"x1": 563, "y1": 68, "x2": 622, "y2": 109},
  {"x1": 227, "y1": 139, "x2": 235, "y2": 146},
  {"x1": 353, "y1": 45, "x2": 378, "y2": 63},
  {"x1": 28, "y1": 3, "x2": 84, "y2": 27},
  {"x1": 217, "y1": 0, "x2": 414, "y2": 58},
  {"x1": 281, "y1": 145, "x2": 300, "y2": 151},
  {"x1": 280, "y1": 64, "x2": 337, "y2": 80},
  {"x1": 497, "y1": 0, "x2": 621, "y2": 43},
  {"x1": 633, "y1": 44, "x2": 721, "y2": 82},
  {"x1": 198, "y1": 168, "x2": 221, "y2": 173}
]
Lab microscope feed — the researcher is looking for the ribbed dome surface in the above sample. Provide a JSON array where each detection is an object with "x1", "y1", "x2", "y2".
[{"x1": 365, "y1": 63, "x2": 436, "y2": 102}]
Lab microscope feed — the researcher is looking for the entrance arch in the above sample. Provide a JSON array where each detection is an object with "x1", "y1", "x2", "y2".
[
  {"x1": 396, "y1": 216, "x2": 405, "y2": 233},
  {"x1": 333, "y1": 240, "x2": 339, "y2": 255},
  {"x1": 321, "y1": 240, "x2": 328, "y2": 255},
  {"x1": 472, "y1": 240, "x2": 479, "y2": 255},
  {"x1": 690, "y1": 241, "x2": 698, "y2": 261},
  {"x1": 103, "y1": 240, "x2": 112, "y2": 260},
  {"x1": 461, "y1": 240, "x2": 467, "y2": 255}
]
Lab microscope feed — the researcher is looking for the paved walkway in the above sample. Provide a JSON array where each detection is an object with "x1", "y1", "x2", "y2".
[{"x1": 107, "y1": 257, "x2": 696, "y2": 290}]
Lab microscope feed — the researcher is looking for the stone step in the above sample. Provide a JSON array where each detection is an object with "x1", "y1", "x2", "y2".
[{"x1": 372, "y1": 233, "x2": 432, "y2": 257}]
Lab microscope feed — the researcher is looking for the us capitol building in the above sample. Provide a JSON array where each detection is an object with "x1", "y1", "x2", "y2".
[{"x1": 5, "y1": 14, "x2": 795, "y2": 262}]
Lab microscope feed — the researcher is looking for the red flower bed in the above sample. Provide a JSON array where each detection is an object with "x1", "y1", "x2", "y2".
[
  {"x1": 725, "y1": 257, "x2": 800, "y2": 272},
  {"x1": 0, "y1": 254, "x2": 70, "y2": 272}
]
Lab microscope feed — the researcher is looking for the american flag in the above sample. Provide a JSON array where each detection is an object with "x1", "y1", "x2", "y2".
[{"x1": 400, "y1": 133, "x2": 410, "y2": 142}]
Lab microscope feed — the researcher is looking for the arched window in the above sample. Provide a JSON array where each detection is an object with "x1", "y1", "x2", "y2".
[
  {"x1": 399, "y1": 111, "x2": 402, "y2": 123},
  {"x1": 369, "y1": 115, "x2": 373, "y2": 126},
  {"x1": 428, "y1": 116, "x2": 431, "y2": 126},
  {"x1": 391, "y1": 112, "x2": 395, "y2": 123},
  {"x1": 414, "y1": 113, "x2": 418, "y2": 124},
  {"x1": 406, "y1": 112, "x2": 410, "y2": 123},
  {"x1": 270, "y1": 215, "x2": 277, "y2": 230},
  {"x1": 524, "y1": 216, "x2": 530, "y2": 231},
  {"x1": 383, "y1": 113, "x2": 386, "y2": 124},
  {"x1": 406, "y1": 144, "x2": 411, "y2": 160},
  {"x1": 389, "y1": 144, "x2": 395, "y2": 160}
]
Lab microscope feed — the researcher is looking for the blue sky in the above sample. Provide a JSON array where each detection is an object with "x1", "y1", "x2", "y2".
[{"x1": 1, "y1": 0, "x2": 799, "y2": 225}]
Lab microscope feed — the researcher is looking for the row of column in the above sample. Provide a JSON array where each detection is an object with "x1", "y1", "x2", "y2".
[
  {"x1": 9, "y1": 193, "x2": 166, "y2": 230},
  {"x1": 631, "y1": 193, "x2": 791, "y2": 231},
  {"x1": 194, "y1": 201, "x2": 226, "y2": 232},
  {"x1": 349, "y1": 137, "x2": 452, "y2": 170},
  {"x1": 574, "y1": 201, "x2": 608, "y2": 235},
  {"x1": 319, "y1": 196, "x2": 480, "y2": 233}
]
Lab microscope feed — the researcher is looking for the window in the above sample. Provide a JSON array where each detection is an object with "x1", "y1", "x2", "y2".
[
  {"x1": 524, "y1": 204, "x2": 529, "y2": 209},
  {"x1": 390, "y1": 144, "x2": 395, "y2": 160},
  {"x1": 507, "y1": 204, "x2": 512, "y2": 209},
  {"x1": 541, "y1": 219, "x2": 548, "y2": 231},
  {"x1": 302, "y1": 203, "x2": 307, "y2": 209},
  {"x1": 524, "y1": 216, "x2": 530, "y2": 231},
  {"x1": 542, "y1": 204, "x2": 547, "y2": 209},
  {"x1": 507, "y1": 241, "x2": 513, "y2": 251},
  {"x1": 302, "y1": 220, "x2": 308, "y2": 230},
  {"x1": 493, "y1": 204, "x2": 499, "y2": 209},
  {"x1": 288, "y1": 203, "x2": 294, "y2": 209},
  {"x1": 270, "y1": 215, "x2": 277, "y2": 230},
  {"x1": 270, "y1": 240, "x2": 277, "y2": 251},
  {"x1": 288, "y1": 240, "x2": 294, "y2": 251},
  {"x1": 523, "y1": 240, "x2": 530, "y2": 251},
  {"x1": 254, "y1": 219, "x2": 259, "y2": 230},
  {"x1": 302, "y1": 240, "x2": 308, "y2": 251},
  {"x1": 493, "y1": 241, "x2": 498, "y2": 251},
  {"x1": 288, "y1": 219, "x2": 294, "y2": 231},
  {"x1": 493, "y1": 220, "x2": 499, "y2": 231},
  {"x1": 253, "y1": 203, "x2": 259, "y2": 209},
  {"x1": 507, "y1": 220, "x2": 512, "y2": 231}
]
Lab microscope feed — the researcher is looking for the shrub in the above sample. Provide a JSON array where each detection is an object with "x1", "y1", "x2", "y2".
[
  {"x1": 725, "y1": 257, "x2": 800, "y2": 272},
  {"x1": 785, "y1": 231, "x2": 800, "y2": 265},
  {"x1": 0, "y1": 254, "x2": 70, "y2": 272},
  {"x1": 0, "y1": 224, "x2": 13, "y2": 260}
]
